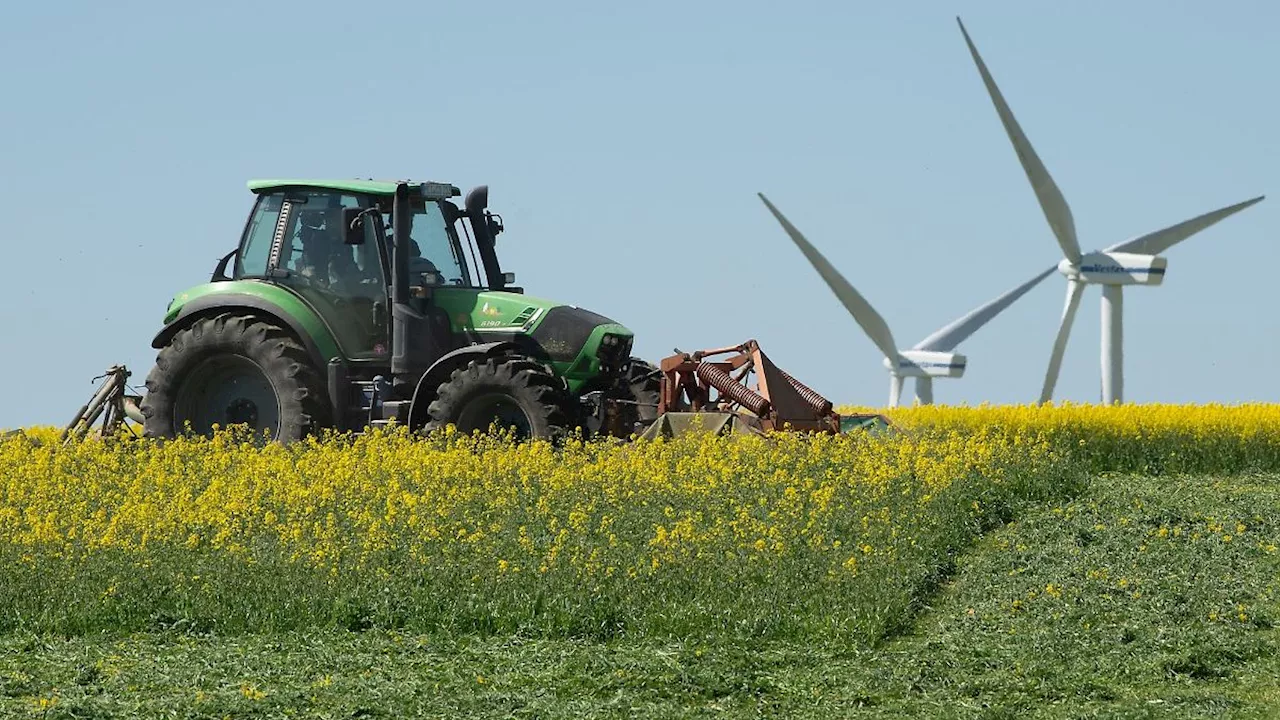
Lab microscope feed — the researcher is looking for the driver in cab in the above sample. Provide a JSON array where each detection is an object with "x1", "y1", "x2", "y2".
[
  {"x1": 294, "y1": 209, "x2": 378, "y2": 295},
  {"x1": 384, "y1": 228, "x2": 446, "y2": 287}
]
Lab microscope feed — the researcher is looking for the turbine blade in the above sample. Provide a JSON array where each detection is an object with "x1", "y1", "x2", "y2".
[
  {"x1": 1040, "y1": 279, "x2": 1085, "y2": 403},
  {"x1": 957, "y1": 17, "x2": 1081, "y2": 265},
  {"x1": 758, "y1": 193, "x2": 900, "y2": 361},
  {"x1": 1104, "y1": 195, "x2": 1265, "y2": 255},
  {"x1": 913, "y1": 264, "x2": 1057, "y2": 351},
  {"x1": 889, "y1": 375, "x2": 904, "y2": 408}
]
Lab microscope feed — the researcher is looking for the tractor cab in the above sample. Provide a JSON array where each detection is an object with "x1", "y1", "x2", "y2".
[
  {"x1": 211, "y1": 181, "x2": 522, "y2": 364},
  {"x1": 219, "y1": 180, "x2": 507, "y2": 361}
]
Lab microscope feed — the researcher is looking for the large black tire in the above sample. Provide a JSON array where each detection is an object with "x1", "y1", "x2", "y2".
[
  {"x1": 140, "y1": 313, "x2": 331, "y2": 442},
  {"x1": 588, "y1": 357, "x2": 665, "y2": 439},
  {"x1": 424, "y1": 356, "x2": 573, "y2": 441},
  {"x1": 625, "y1": 357, "x2": 663, "y2": 423}
]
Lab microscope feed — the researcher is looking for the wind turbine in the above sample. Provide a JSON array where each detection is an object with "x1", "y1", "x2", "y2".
[
  {"x1": 957, "y1": 17, "x2": 1265, "y2": 404},
  {"x1": 758, "y1": 193, "x2": 1054, "y2": 407}
]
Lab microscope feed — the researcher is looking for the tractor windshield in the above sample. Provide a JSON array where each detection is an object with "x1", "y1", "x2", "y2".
[{"x1": 383, "y1": 201, "x2": 479, "y2": 288}]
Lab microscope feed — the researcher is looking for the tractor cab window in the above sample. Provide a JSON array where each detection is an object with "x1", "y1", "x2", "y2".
[
  {"x1": 273, "y1": 190, "x2": 389, "y2": 359},
  {"x1": 384, "y1": 201, "x2": 475, "y2": 287},
  {"x1": 236, "y1": 194, "x2": 284, "y2": 278},
  {"x1": 285, "y1": 205, "x2": 383, "y2": 292}
]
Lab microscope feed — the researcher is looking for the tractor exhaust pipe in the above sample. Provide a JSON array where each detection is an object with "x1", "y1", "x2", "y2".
[{"x1": 465, "y1": 185, "x2": 508, "y2": 290}]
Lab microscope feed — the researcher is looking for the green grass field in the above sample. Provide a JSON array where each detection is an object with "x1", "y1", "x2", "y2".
[{"x1": 4, "y1": 470, "x2": 1276, "y2": 718}]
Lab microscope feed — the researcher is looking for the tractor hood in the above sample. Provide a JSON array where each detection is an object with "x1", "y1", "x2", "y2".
[{"x1": 433, "y1": 288, "x2": 633, "y2": 362}]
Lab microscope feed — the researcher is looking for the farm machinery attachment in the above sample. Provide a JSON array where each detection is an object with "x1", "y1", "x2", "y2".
[
  {"x1": 639, "y1": 340, "x2": 890, "y2": 439},
  {"x1": 61, "y1": 365, "x2": 144, "y2": 444}
]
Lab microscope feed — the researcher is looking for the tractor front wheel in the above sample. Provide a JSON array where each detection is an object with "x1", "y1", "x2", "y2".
[
  {"x1": 626, "y1": 357, "x2": 663, "y2": 423},
  {"x1": 585, "y1": 357, "x2": 665, "y2": 439},
  {"x1": 424, "y1": 356, "x2": 572, "y2": 441},
  {"x1": 140, "y1": 313, "x2": 330, "y2": 442}
]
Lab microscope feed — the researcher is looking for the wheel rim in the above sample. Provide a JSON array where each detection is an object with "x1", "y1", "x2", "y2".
[
  {"x1": 456, "y1": 392, "x2": 533, "y2": 438},
  {"x1": 173, "y1": 355, "x2": 280, "y2": 437}
]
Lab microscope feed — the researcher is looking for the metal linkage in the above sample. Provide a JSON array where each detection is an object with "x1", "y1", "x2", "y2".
[{"x1": 62, "y1": 365, "x2": 145, "y2": 444}]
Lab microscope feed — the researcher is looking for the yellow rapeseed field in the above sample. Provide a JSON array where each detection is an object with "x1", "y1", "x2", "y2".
[
  {"x1": 0, "y1": 418, "x2": 1073, "y2": 638},
  {"x1": 842, "y1": 402, "x2": 1280, "y2": 474},
  {"x1": 0, "y1": 424, "x2": 1050, "y2": 574},
  {"x1": 0, "y1": 403, "x2": 1276, "y2": 639}
]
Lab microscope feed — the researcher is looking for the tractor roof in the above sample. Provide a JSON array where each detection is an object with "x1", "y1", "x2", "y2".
[{"x1": 247, "y1": 179, "x2": 460, "y2": 197}]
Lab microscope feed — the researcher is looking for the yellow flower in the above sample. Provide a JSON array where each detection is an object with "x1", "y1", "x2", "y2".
[{"x1": 8, "y1": 402, "x2": 1275, "y2": 637}]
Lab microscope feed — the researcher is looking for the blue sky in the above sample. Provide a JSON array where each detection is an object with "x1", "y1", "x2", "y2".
[{"x1": 1, "y1": 1, "x2": 1276, "y2": 429}]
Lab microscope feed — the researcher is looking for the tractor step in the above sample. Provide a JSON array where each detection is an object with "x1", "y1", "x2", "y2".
[
  {"x1": 373, "y1": 401, "x2": 411, "y2": 427},
  {"x1": 347, "y1": 379, "x2": 409, "y2": 431}
]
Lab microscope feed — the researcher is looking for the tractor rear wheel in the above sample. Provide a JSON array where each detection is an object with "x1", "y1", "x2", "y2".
[
  {"x1": 140, "y1": 313, "x2": 330, "y2": 442},
  {"x1": 424, "y1": 356, "x2": 572, "y2": 441}
]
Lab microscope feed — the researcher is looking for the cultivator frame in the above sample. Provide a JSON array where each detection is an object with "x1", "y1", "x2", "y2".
[{"x1": 649, "y1": 339, "x2": 887, "y2": 436}]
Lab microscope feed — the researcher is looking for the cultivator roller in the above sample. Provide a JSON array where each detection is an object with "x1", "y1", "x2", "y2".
[{"x1": 639, "y1": 340, "x2": 890, "y2": 438}]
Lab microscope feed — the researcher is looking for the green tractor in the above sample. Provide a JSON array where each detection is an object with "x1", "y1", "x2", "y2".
[{"x1": 138, "y1": 178, "x2": 661, "y2": 442}]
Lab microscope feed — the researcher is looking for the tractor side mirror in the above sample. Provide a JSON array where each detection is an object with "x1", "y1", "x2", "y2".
[{"x1": 342, "y1": 207, "x2": 367, "y2": 245}]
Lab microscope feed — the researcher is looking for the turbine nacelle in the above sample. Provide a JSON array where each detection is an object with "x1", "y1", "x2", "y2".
[
  {"x1": 1056, "y1": 252, "x2": 1167, "y2": 286},
  {"x1": 884, "y1": 350, "x2": 967, "y2": 378}
]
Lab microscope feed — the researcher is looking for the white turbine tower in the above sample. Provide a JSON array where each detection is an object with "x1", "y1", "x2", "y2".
[
  {"x1": 957, "y1": 17, "x2": 1265, "y2": 404},
  {"x1": 759, "y1": 193, "x2": 1054, "y2": 407}
]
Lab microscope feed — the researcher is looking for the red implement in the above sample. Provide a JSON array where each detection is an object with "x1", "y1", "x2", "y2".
[{"x1": 655, "y1": 339, "x2": 871, "y2": 434}]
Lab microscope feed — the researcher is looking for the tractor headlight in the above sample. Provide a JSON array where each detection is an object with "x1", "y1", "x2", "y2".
[{"x1": 595, "y1": 333, "x2": 632, "y2": 374}]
